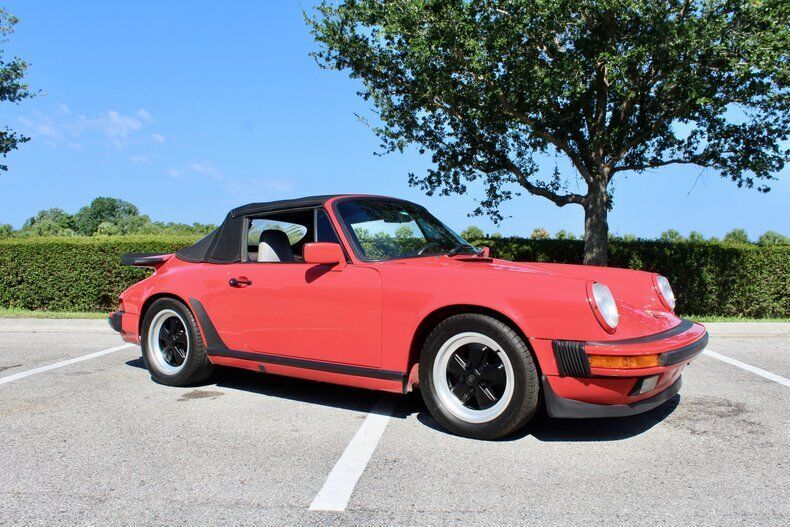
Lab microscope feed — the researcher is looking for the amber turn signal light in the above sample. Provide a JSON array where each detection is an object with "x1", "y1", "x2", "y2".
[{"x1": 588, "y1": 354, "x2": 660, "y2": 369}]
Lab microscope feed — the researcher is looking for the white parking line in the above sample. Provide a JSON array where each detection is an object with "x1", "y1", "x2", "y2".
[
  {"x1": 310, "y1": 396, "x2": 397, "y2": 511},
  {"x1": 0, "y1": 343, "x2": 135, "y2": 386},
  {"x1": 703, "y1": 349, "x2": 790, "y2": 388}
]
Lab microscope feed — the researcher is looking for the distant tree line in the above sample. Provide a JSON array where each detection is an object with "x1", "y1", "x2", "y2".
[
  {"x1": 460, "y1": 226, "x2": 789, "y2": 246},
  {"x1": 0, "y1": 197, "x2": 216, "y2": 238}
]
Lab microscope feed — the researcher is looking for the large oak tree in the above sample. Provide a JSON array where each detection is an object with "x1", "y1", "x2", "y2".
[{"x1": 308, "y1": 0, "x2": 788, "y2": 265}]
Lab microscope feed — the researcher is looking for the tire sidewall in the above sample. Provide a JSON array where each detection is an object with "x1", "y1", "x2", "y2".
[
  {"x1": 141, "y1": 298, "x2": 208, "y2": 386},
  {"x1": 419, "y1": 315, "x2": 538, "y2": 439}
]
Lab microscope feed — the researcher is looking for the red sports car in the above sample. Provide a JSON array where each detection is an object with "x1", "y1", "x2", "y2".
[{"x1": 109, "y1": 195, "x2": 708, "y2": 439}]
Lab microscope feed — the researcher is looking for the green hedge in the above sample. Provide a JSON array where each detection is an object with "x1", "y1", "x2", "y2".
[
  {"x1": 0, "y1": 236, "x2": 200, "y2": 312},
  {"x1": 0, "y1": 235, "x2": 787, "y2": 317},
  {"x1": 471, "y1": 238, "x2": 789, "y2": 318}
]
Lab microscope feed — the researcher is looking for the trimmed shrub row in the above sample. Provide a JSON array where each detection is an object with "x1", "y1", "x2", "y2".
[
  {"x1": 470, "y1": 237, "x2": 789, "y2": 318},
  {"x1": 0, "y1": 236, "x2": 787, "y2": 317},
  {"x1": 0, "y1": 236, "x2": 200, "y2": 312}
]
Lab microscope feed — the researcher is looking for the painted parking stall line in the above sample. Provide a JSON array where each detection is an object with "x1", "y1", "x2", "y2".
[
  {"x1": 0, "y1": 343, "x2": 136, "y2": 386},
  {"x1": 703, "y1": 349, "x2": 790, "y2": 388},
  {"x1": 310, "y1": 396, "x2": 397, "y2": 512}
]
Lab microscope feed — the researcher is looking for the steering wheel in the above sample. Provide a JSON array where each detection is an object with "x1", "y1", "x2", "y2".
[{"x1": 417, "y1": 241, "x2": 441, "y2": 256}]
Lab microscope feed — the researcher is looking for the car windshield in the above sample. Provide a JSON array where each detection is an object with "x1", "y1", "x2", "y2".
[{"x1": 335, "y1": 198, "x2": 475, "y2": 261}]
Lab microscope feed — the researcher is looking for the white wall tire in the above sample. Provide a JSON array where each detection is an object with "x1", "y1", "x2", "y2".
[
  {"x1": 432, "y1": 332, "x2": 515, "y2": 424},
  {"x1": 147, "y1": 309, "x2": 190, "y2": 376},
  {"x1": 419, "y1": 314, "x2": 539, "y2": 439},
  {"x1": 141, "y1": 298, "x2": 214, "y2": 386}
]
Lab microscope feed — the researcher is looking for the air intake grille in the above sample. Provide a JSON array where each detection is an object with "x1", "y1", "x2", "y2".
[{"x1": 552, "y1": 340, "x2": 591, "y2": 377}]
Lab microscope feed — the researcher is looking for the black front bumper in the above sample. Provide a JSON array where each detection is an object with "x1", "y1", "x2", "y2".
[
  {"x1": 542, "y1": 375, "x2": 682, "y2": 419},
  {"x1": 108, "y1": 311, "x2": 123, "y2": 333}
]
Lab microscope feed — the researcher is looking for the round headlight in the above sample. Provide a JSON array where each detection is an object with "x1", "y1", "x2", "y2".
[
  {"x1": 591, "y1": 282, "x2": 619, "y2": 331},
  {"x1": 656, "y1": 275, "x2": 676, "y2": 310}
]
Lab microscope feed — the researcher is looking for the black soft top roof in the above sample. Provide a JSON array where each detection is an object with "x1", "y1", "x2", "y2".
[{"x1": 176, "y1": 195, "x2": 340, "y2": 263}]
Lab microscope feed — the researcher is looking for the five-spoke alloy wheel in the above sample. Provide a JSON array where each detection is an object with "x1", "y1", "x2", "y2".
[
  {"x1": 148, "y1": 309, "x2": 190, "y2": 375},
  {"x1": 420, "y1": 314, "x2": 539, "y2": 439},
  {"x1": 141, "y1": 298, "x2": 213, "y2": 386}
]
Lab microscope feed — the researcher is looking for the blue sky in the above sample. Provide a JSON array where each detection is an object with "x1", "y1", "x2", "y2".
[{"x1": 1, "y1": 1, "x2": 787, "y2": 239}]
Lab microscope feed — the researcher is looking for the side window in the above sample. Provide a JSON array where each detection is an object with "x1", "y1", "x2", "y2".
[
  {"x1": 316, "y1": 209, "x2": 340, "y2": 243},
  {"x1": 247, "y1": 212, "x2": 311, "y2": 263},
  {"x1": 248, "y1": 219, "x2": 307, "y2": 247}
]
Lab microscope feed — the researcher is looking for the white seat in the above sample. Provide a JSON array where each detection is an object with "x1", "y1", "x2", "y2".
[{"x1": 258, "y1": 230, "x2": 295, "y2": 262}]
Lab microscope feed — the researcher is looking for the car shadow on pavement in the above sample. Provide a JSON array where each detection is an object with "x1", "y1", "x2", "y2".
[
  {"x1": 126, "y1": 358, "x2": 396, "y2": 417},
  {"x1": 403, "y1": 390, "x2": 681, "y2": 442},
  {"x1": 126, "y1": 358, "x2": 680, "y2": 437}
]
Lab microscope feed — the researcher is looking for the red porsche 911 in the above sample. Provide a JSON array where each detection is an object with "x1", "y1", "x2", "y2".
[{"x1": 109, "y1": 195, "x2": 708, "y2": 439}]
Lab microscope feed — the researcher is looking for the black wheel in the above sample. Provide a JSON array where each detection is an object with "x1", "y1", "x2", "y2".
[
  {"x1": 418, "y1": 314, "x2": 539, "y2": 440},
  {"x1": 141, "y1": 298, "x2": 214, "y2": 386}
]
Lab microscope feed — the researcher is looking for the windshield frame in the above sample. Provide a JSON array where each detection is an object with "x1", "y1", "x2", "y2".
[{"x1": 331, "y1": 196, "x2": 474, "y2": 262}]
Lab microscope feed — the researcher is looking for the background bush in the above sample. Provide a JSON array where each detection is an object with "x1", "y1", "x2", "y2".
[
  {"x1": 0, "y1": 235, "x2": 787, "y2": 317},
  {"x1": 0, "y1": 236, "x2": 200, "y2": 312},
  {"x1": 471, "y1": 237, "x2": 789, "y2": 318}
]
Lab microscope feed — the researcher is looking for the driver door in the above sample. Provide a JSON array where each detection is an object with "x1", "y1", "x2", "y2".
[{"x1": 202, "y1": 208, "x2": 382, "y2": 368}]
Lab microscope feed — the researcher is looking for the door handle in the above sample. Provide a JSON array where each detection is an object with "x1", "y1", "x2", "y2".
[{"x1": 229, "y1": 277, "x2": 252, "y2": 288}]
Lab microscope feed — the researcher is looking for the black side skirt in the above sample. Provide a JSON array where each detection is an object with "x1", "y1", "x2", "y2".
[{"x1": 188, "y1": 298, "x2": 405, "y2": 382}]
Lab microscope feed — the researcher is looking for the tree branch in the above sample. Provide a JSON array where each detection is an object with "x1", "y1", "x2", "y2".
[
  {"x1": 499, "y1": 156, "x2": 585, "y2": 206},
  {"x1": 447, "y1": 44, "x2": 594, "y2": 181},
  {"x1": 614, "y1": 155, "x2": 709, "y2": 173}
]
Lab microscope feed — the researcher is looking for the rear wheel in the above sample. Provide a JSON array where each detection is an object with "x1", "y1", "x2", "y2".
[
  {"x1": 141, "y1": 298, "x2": 213, "y2": 386},
  {"x1": 419, "y1": 314, "x2": 539, "y2": 440}
]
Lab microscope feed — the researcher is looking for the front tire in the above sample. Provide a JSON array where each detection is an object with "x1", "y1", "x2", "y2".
[
  {"x1": 141, "y1": 298, "x2": 214, "y2": 386},
  {"x1": 419, "y1": 314, "x2": 539, "y2": 440}
]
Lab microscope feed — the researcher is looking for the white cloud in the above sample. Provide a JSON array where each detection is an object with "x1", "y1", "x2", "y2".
[
  {"x1": 18, "y1": 113, "x2": 64, "y2": 142},
  {"x1": 164, "y1": 160, "x2": 295, "y2": 197},
  {"x1": 86, "y1": 110, "x2": 145, "y2": 147},
  {"x1": 263, "y1": 178, "x2": 296, "y2": 192},
  {"x1": 18, "y1": 106, "x2": 154, "y2": 149},
  {"x1": 188, "y1": 161, "x2": 223, "y2": 180},
  {"x1": 151, "y1": 133, "x2": 166, "y2": 144},
  {"x1": 135, "y1": 109, "x2": 153, "y2": 122}
]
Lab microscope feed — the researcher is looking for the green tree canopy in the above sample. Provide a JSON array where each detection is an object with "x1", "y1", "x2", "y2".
[
  {"x1": 660, "y1": 229, "x2": 685, "y2": 243},
  {"x1": 757, "y1": 230, "x2": 788, "y2": 245},
  {"x1": 530, "y1": 227, "x2": 551, "y2": 240},
  {"x1": 21, "y1": 208, "x2": 76, "y2": 236},
  {"x1": 308, "y1": 0, "x2": 789, "y2": 265},
  {"x1": 74, "y1": 197, "x2": 139, "y2": 236},
  {"x1": 723, "y1": 228, "x2": 750, "y2": 244},
  {"x1": 0, "y1": 9, "x2": 33, "y2": 171},
  {"x1": 10, "y1": 197, "x2": 217, "y2": 238},
  {"x1": 460, "y1": 225, "x2": 485, "y2": 239}
]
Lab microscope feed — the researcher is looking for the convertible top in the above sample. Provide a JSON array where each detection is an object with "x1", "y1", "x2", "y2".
[{"x1": 176, "y1": 195, "x2": 340, "y2": 264}]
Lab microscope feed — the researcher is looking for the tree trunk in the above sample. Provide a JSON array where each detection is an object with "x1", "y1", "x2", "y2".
[{"x1": 583, "y1": 179, "x2": 609, "y2": 266}]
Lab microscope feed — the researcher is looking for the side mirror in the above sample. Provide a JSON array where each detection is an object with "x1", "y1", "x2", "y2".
[
  {"x1": 303, "y1": 242, "x2": 346, "y2": 270},
  {"x1": 479, "y1": 246, "x2": 491, "y2": 257}
]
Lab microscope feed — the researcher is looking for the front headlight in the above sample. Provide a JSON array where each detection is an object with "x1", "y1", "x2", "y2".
[
  {"x1": 589, "y1": 282, "x2": 619, "y2": 332},
  {"x1": 655, "y1": 275, "x2": 676, "y2": 310}
]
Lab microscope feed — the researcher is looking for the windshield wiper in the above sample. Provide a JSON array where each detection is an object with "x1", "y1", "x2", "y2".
[{"x1": 447, "y1": 243, "x2": 480, "y2": 256}]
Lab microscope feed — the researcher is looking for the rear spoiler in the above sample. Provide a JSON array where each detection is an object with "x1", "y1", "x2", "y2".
[{"x1": 120, "y1": 253, "x2": 174, "y2": 268}]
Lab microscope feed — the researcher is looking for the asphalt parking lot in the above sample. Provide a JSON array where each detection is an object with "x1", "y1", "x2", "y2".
[{"x1": 0, "y1": 319, "x2": 787, "y2": 526}]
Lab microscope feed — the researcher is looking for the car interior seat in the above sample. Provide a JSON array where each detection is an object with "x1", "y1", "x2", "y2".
[{"x1": 258, "y1": 229, "x2": 295, "y2": 262}]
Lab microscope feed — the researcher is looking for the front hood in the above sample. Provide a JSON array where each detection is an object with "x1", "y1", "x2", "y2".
[{"x1": 383, "y1": 256, "x2": 680, "y2": 340}]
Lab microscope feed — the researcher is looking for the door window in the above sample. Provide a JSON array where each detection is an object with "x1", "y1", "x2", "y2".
[{"x1": 245, "y1": 208, "x2": 340, "y2": 262}]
